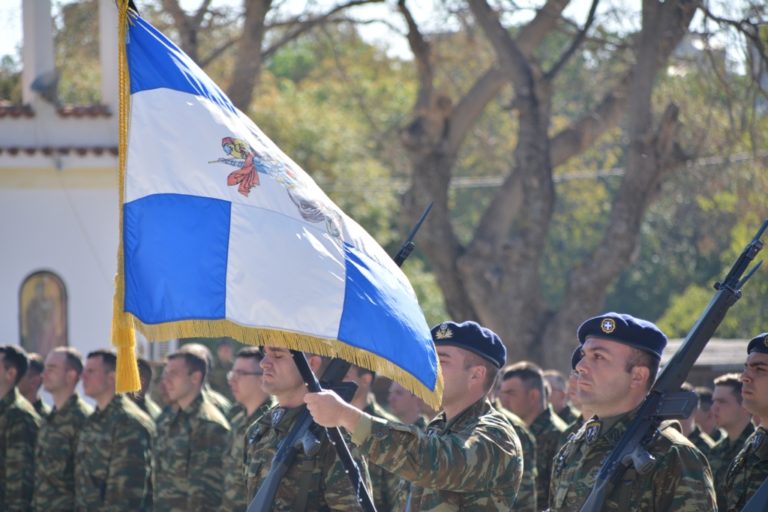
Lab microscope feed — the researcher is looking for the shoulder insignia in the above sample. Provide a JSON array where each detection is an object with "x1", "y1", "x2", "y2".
[
  {"x1": 271, "y1": 407, "x2": 285, "y2": 427},
  {"x1": 585, "y1": 419, "x2": 602, "y2": 445}
]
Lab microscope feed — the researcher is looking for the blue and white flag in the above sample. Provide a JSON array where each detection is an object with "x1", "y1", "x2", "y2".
[{"x1": 112, "y1": 10, "x2": 442, "y2": 407}]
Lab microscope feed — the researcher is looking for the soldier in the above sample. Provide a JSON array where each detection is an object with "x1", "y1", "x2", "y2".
[
  {"x1": 679, "y1": 382, "x2": 715, "y2": 457},
  {"x1": 499, "y1": 361, "x2": 567, "y2": 506},
  {"x1": 562, "y1": 347, "x2": 594, "y2": 440},
  {"x1": 18, "y1": 352, "x2": 50, "y2": 418},
  {"x1": 0, "y1": 345, "x2": 42, "y2": 511},
  {"x1": 710, "y1": 372, "x2": 755, "y2": 503},
  {"x1": 695, "y1": 386, "x2": 724, "y2": 442},
  {"x1": 220, "y1": 347, "x2": 273, "y2": 512},
  {"x1": 387, "y1": 380, "x2": 427, "y2": 427},
  {"x1": 544, "y1": 369, "x2": 579, "y2": 424},
  {"x1": 75, "y1": 349, "x2": 155, "y2": 511},
  {"x1": 245, "y1": 348, "x2": 371, "y2": 510},
  {"x1": 549, "y1": 313, "x2": 716, "y2": 511},
  {"x1": 721, "y1": 333, "x2": 768, "y2": 511},
  {"x1": 154, "y1": 350, "x2": 230, "y2": 511},
  {"x1": 178, "y1": 343, "x2": 233, "y2": 417},
  {"x1": 209, "y1": 339, "x2": 236, "y2": 403},
  {"x1": 131, "y1": 357, "x2": 162, "y2": 420},
  {"x1": 305, "y1": 320, "x2": 524, "y2": 510},
  {"x1": 344, "y1": 364, "x2": 400, "y2": 511},
  {"x1": 34, "y1": 347, "x2": 92, "y2": 511}
]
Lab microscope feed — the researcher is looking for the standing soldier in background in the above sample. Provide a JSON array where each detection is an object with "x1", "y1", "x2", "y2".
[
  {"x1": 0, "y1": 345, "x2": 41, "y2": 511},
  {"x1": 209, "y1": 339, "x2": 236, "y2": 403},
  {"x1": 220, "y1": 347, "x2": 273, "y2": 512},
  {"x1": 695, "y1": 386, "x2": 724, "y2": 443},
  {"x1": 179, "y1": 343, "x2": 233, "y2": 417},
  {"x1": 562, "y1": 347, "x2": 594, "y2": 439},
  {"x1": 34, "y1": 347, "x2": 92, "y2": 511},
  {"x1": 155, "y1": 350, "x2": 230, "y2": 511},
  {"x1": 544, "y1": 369, "x2": 579, "y2": 424},
  {"x1": 387, "y1": 381, "x2": 428, "y2": 427},
  {"x1": 549, "y1": 313, "x2": 716, "y2": 511},
  {"x1": 306, "y1": 320, "x2": 523, "y2": 510},
  {"x1": 75, "y1": 349, "x2": 154, "y2": 511},
  {"x1": 18, "y1": 352, "x2": 50, "y2": 418},
  {"x1": 499, "y1": 361, "x2": 567, "y2": 506},
  {"x1": 344, "y1": 364, "x2": 401, "y2": 511},
  {"x1": 710, "y1": 372, "x2": 755, "y2": 504},
  {"x1": 131, "y1": 357, "x2": 162, "y2": 420},
  {"x1": 679, "y1": 382, "x2": 715, "y2": 457},
  {"x1": 722, "y1": 333, "x2": 768, "y2": 511}
]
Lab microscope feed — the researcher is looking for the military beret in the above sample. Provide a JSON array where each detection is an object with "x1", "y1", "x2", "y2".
[
  {"x1": 747, "y1": 333, "x2": 768, "y2": 354},
  {"x1": 571, "y1": 346, "x2": 583, "y2": 370},
  {"x1": 431, "y1": 320, "x2": 506, "y2": 368},
  {"x1": 577, "y1": 312, "x2": 667, "y2": 359}
]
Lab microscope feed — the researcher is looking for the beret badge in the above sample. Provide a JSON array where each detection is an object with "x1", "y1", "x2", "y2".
[
  {"x1": 435, "y1": 323, "x2": 453, "y2": 340},
  {"x1": 600, "y1": 318, "x2": 616, "y2": 334}
]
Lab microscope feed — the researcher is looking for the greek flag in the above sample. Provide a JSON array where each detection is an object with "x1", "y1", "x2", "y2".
[{"x1": 112, "y1": 11, "x2": 442, "y2": 407}]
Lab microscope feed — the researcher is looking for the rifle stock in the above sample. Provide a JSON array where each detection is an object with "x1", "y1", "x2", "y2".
[{"x1": 579, "y1": 219, "x2": 768, "y2": 512}]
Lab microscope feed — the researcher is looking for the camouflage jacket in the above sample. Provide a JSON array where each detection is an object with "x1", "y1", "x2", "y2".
[
  {"x1": 32, "y1": 398, "x2": 51, "y2": 419},
  {"x1": 0, "y1": 388, "x2": 42, "y2": 511},
  {"x1": 364, "y1": 396, "x2": 402, "y2": 512},
  {"x1": 549, "y1": 410, "x2": 717, "y2": 512},
  {"x1": 220, "y1": 397, "x2": 274, "y2": 512},
  {"x1": 154, "y1": 393, "x2": 230, "y2": 512},
  {"x1": 203, "y1": 384, "x2": 232, "y2": 417},
  {"x1": 557, "y1": 405, "x2": 580, "y2": 425},
  {"x1": 529, "y1": 403, "x2": 568, "y2": 506},
  {"x1": 353, "y1": 398, "x2": 523, "y2": 512},
  {"x1": 245, "y1": 403, "x2": 371, "y2": 511},
  {"x1": 687, "y1": 425, "x2": 715, "y2": 459},
  {"x1": 74, "y1": 394, "x2": 155, "y2": 512},
  {"x1": 722, "y1": 426, "x2": 768, "y2": 512},
  {"x1": 132, "y1": 394, "x2": 162, "y2": 421},
  {"x1": 710, "y1": 422, "x2": 755, "y2": 505},
  {"x1": 493, "y1": 401, "x2": 539, "y2": 512},
  {"x1": 33, "y1": 394, "x2": 92, "y2": 511}
]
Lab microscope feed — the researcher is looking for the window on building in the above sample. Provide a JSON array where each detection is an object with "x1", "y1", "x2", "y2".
[{"x1": 19, "y1": 270, "x2": 68, "y2": 357}]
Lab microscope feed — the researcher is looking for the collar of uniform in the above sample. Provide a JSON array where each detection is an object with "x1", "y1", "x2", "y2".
[
  {"x1": 576, "y1": 407, "x2": 637, "y2": 446},
  {"x1": 247, "y1": 396, "x2": 276, "y2": 426},
  {"x1": 753, "y1": 426, "x2": 768, "y2": 459},
  {"x1": 431, "y1": 398, "x2": 491, "y2": 434},
  {"x1": 730, "y1": 422, "x2": 757, "y2": 449},
  {"x1": 258, "y1": 403, "x2": 305, "y2": 434},
  {"x1": 530, "y1": 403, "x2": 557, "y2": 434},
  {"x1": 93, "y1": 393, "x2": 124, "y2": 419},
  {"x1": 51, "y1": 393, "x2": 79, "y2": 417}
]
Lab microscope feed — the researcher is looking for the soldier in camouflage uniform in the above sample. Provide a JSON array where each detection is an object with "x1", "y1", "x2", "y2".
[
  {"x1": 549, "y1": 313, "x2": 716, "y2": 511},
  {"x1": 178, "y1": 343, "x2": 233, "y2": 416},
  {"x1": 220, "y1": 347, "x2": 274, "y2": 512},
  {"x1": 306, "y1": 320, "x2": 523, "y2": 511},
  {"x1": 75, "y1": 349, "x2": 154, "y2": 511},
  {"x1": 499, "y1": 361, "x2": 567, "y2": 506},
  {"x1": 0, "y1": 345, "x2": 42, "y2": 511},
  {"x1": 710, "y1": 372, "x2": 755, "y2": 505},
  {"x1": 679, "y1": 382, "x2": 715, "y2": 458},
  {"x1": 388, "y1": 380, "x2": 428, "y2": 426},
  {"x1": 721, "y1": 333, "x2": 768, "y2": 511},
  {"x1": 155, "y1": 350, "x2": 230, "y2": 511},
  {"x1": 245, "y1": 348, "x2": 371, "y2": 510},
  {"x1": 544, "y1": 369, "x2": 580, "y2": 425},
  {"x1": 18, "y1": 352, "x2": 50, "y2": 418},
  {"x1": 695, "y1": 386, "x2": 725, "y2": 443},
  {"x1": 131, "y1": 357, "x2": 162, "y2": 420},
  {"x1": 33, "y1": 347, "x2": 92, "y2": 511}
]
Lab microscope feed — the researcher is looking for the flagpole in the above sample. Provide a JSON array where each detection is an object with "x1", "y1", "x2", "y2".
[{"x1": 291, "y1": 351, "x2": 377, "y2": 512}]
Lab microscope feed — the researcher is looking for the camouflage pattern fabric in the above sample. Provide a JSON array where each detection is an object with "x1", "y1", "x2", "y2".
[
  {"x1": 529, "y1": 403, "x2": 568, "y2": 506},
  {"x1": 74, "y1": 394, "x2": 155, "y2": 512},
  {"x1": 364, "y1": 396, "x2": 402, "y2": 512},
  {"x1": 709, "y1": 427, "x2": 725, "y2": 443},
  {"x1": 557, "y1": 405, "x2": 580, "y2": 425},
  {"x1": 208, "y1": 361, "x2": 234, "y2": 403},
  {"x1": 493, "y1": 400, "x2": 538, "y2": 512},
  {"x1": 352, "y1": 398, "x2": 523, "y2": 511},
  {"x1": 33, "y1": 394, "x2": 92, "y2": 511},
  {"x1": 132, "y1": 394, "x2": 162, "y2": 421},
  {"x1": 687, "y1": 425, "x2": 716, "y2": 459},
  {"x1": 32, "y1": 398, "x2": 51, "y2": 419},
  {"x1": 203, "y1": 384, "x2": 232, "y2": 417},
  {"x1": 220, "y1": 397, "x2": 274, "y2": 512},
  {"x1": 710, "y1": 422, "x2": 755, "y2": 505},
  {"x1": 549, "y1": 410, "x2": 717, "y2": 511},
  {"x1": 563, "y1": 415, "x2": 585, "y2": 440},
  {"x1": 722, "y1": 426, "x2": 768, "y2": 512},
  {"x1": 245, "y1": 403, "x2": 371, "y2": 511},
  {"x1": 0, "y1": 387, "x2": 42, "y2": 511},
  {"x1": 154, "y1": 393, "x2": 230, "y2": 511}
]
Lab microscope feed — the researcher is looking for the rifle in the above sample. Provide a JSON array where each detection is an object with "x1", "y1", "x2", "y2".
[
  {"x1": 579, "y1": 219, "x2": 768, "y2": 512},
  {"x1": 248, "y1": 203, "x2": 433, "y2": 512},
  {"x1": 742, "y1": 475, "x2": 768, "y2": 511}
]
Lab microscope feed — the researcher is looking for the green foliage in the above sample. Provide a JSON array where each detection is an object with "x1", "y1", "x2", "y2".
[
  {"x1": 54, "y1": 0, "x2": 101, "y2": 104},
  {"x1": 0, "y1": 55, "x2": 21, "y2": 102}
]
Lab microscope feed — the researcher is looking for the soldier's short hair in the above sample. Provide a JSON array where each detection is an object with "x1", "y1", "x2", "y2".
[
  {"x1": 87, "y1": 349, "x2": 117, "y2": 372},
  {"x1": 53, "y1": 347, "x2": 84, "y2": 376},
  {"x1": 178, "y1": 343, "x2": 213, "y2": 379},
  {"x1": 26, "y1": 352, "x2": 44, "y2": 376},
  {"x1": 502, "y1": 361, "x2": 545, "y2": 394},
  {"x1": 167, "y1": 350, "x2": 208, "y2": 380},
  {"x1": 694, "y1": 386, "x2": 714, "y2": 411},
  {"x1": 136, "y1": 357, "x2": 153, "y2": 383},
  {"x1": 626, "y1": 347, "x2": 660, "y2": 390},
  {"x1": 714, "y1": 373, "x2": 743, "y2": 404},
  {"x1": 0, "y1": 345, "x2": 29, "y2": 385},
  {"x1": 235, "y1": 346, "x2": 264, "y2": 362},
  {"x1": 464, "y1": 351, "x2": 500, "y2": 393},
  {"x1": 543, "y1": 369, "x2": 567, "y2": 391}
]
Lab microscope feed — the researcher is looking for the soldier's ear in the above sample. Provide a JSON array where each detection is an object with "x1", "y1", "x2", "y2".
[{"x1": 629, "y1": 365, "x2": 650, "y2": 390}]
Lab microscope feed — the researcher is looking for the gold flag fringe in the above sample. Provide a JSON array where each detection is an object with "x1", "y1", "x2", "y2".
[
  {"x1": 130, "y1": 315, "x2": 444, "y2": 411},
  {"x1": 112, "y1": 1, "x2": 141, "y2": 393}
]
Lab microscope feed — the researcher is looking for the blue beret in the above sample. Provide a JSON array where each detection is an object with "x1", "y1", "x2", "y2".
[
  {"x1": 571, "y1": 346, "x2": 583, "y2": 370},
  {"x1": 747, "y1": 333, "x2": 768, "y2": 354},
  {"x1": 577, "y1": 312, "x2": 667, "y2": 359},
  {"x1": 431, "y1": 320, "x2": 506, "y2": 368}
]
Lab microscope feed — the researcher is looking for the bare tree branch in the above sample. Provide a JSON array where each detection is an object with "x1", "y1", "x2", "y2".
[{"x1": 544, "y1": 0, "x2": 599, "y2": 81}]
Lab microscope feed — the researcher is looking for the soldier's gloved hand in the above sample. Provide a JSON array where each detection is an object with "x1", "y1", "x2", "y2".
[{"x1": 304, "y1": 390, "x2": 364, "y2": 433}]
